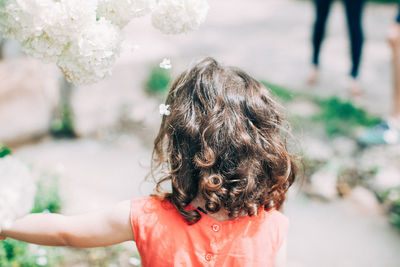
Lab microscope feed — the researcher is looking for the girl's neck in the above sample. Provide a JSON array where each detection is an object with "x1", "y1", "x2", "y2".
[{"x1": 190, "y1": 196, "x2": 244, "y2": 222}]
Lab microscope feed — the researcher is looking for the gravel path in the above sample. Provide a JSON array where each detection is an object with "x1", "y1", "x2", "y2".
[{"x1": 14, "y1": 136, "x2": 400, "y2": 267}]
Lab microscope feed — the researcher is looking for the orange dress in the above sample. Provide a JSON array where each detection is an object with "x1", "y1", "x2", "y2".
[{"x1": 130, "y1": 197, "x2": 289, "y2": 267}]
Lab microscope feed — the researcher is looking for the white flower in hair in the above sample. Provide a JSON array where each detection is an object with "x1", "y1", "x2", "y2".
[
  {"x1": 0, "y1": 156, "x2": 36, "y2": 232},
  {"x1": 159, "y1": 58, "x2": 171, "y2": 69},
  {"x1": 151, "y1": 0, "x2": 209, "y2": 34},
  {"x1": 159, "y1": 104, "x2": 170, "y2": 116}
]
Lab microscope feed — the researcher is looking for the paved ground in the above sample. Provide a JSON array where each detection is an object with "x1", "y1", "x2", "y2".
[
  {"x1": 5, "y1": 0, "x2": 400, "y2": 266},
  {"x1": 14, "y1": 135, "x2": 400, "y2": 267},
  {"x1": 114, "y1": 0, "x2": 396, "y2": 115}
]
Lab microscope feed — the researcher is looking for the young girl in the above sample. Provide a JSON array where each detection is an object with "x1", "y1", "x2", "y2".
[{"x1": 0, "y1": 58, "x2": 296, "y2": 266}]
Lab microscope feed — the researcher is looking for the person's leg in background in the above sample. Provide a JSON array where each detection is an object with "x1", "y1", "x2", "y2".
[
  {"x1": 388, "y1": 23, "x2": 400, "y2": 126},
  {"x1": 343, "y1": 0, "x2": 365, "y2": 96},
  {"x1": 357, "y1": 22, "x2": 400, "y2": 146},
  {"x1": 308, "y1": 0, "x2": 334, "y2": 84}
]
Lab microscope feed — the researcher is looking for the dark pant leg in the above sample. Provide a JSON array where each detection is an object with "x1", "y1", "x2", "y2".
[
  {"x1": 343, "y1": 0, "x2": 365, "y2": 78},
  {"x1": 312, "y1": 0, "x2": 334, "y2": 66}
]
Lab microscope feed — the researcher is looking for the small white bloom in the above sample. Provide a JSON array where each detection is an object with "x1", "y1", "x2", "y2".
[
  {"x1": 36, "y1": 256, "x2": 48, "y2": 266},
  {"x1": 159, "y1": 58, "x2": 171, "y2": 69},
  {"x1": 159, "y1": 104, "x2": 170, "y2": 116},
  {"x1": 128, "y1": 257, "x2": 141, "y2": 266},
  {"x1": 37, "y1": 248, "x2": 47, "y2": 256}
]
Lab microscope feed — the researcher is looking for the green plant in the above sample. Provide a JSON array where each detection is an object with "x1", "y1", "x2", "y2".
[
  {"x1": 50, "y1": 77, "x2": 76, "y2": 139},
  {"x1": 50, "y1": 109, "x2": 75, "y2": 139},
  {"x1": 312, "y1": 97, "x2": 381, "y2": 136},
  {"x1": 0, "y1": 175, "x2": 64, "y2": 266},
  {"x1": 145, "y1": 65, "x2": 171, "y2": 95},
  {"x1": 31, "y1": 175, "x2": 62, "y2": 214},
  {"x1": 0, "y1": 144, "x2": 11, "y2": 158},
  {"x1": 378, "y1": 187, "x2": 400, "y2": 231},
  {"x1": 261, "y1": 81, "x2": 297, "y2": 102}
]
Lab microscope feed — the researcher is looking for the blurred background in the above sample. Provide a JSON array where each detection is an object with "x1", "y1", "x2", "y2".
[{"x1": 1, "y1": 0, "x2": 400, "y2": 266}]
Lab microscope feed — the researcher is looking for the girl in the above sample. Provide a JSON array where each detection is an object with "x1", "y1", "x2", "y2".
[{"x1": 0, "y1": 58, "x2": 296, "y2": 266}]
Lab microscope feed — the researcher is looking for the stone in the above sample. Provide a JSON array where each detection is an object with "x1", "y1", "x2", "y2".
[
  {"x1": 373, "y1": 166, "x2": 400, "y2": 193},
  {"x1": 331, "y1": 136, "x2": 357, "y2": 157},
  {"x1": 309, "y1": 164, "x2": 339, "y2": 200},
  {"x1": 347, "y1": 186, "x2": 381, "y2": 214},
  {"x1": 302, "y1": 136, "x2": 334, "y2": 162}
]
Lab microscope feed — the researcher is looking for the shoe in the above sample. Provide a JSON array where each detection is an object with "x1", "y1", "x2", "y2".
[{"x1": 357, "y1": 119, "x2": 400, "y2": 146}]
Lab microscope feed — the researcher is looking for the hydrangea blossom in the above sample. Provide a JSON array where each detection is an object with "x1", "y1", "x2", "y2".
[
  {"x1": 97, "y1": 0, "x2": 156, "y2": 28},
  {"x1": 151, "y1": 0, "x2": 209, "y2": 34},
  {"x1": 57, "y1": 18, "x2": 122, "y2": 85},
  {"x1": 0, "y1": 0, "x2": 118, "y2": 84},
  {"x1": 0, "y1": 0, "x2": 98, "y2": 62},
  {"x1": 0, "y1": 156, "x2": 36, "y2": 232},
  {"x1": 0, "y1": 0, "x2": 209, "y2": 84}
]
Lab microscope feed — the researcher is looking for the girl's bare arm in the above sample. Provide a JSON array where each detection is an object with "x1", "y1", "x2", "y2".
[{"x1": 0, "y1": 200, "x2": 133, "y2": 248}]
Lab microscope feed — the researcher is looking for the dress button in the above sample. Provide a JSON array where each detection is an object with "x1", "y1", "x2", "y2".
[
  {"x1": 205, "y1": 253, "x2": 213, "y2": 261},
  {"x1": 212, "y1": 224, "x2": 220, "y2": 232}
]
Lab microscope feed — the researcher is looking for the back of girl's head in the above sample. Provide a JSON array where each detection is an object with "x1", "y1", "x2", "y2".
[{"x1": 152, "y1": 57, "x2": 296, "y2": 224}]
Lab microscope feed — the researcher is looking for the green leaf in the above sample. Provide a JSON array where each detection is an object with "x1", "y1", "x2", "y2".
[{"x1": 0, "y1": 143, "x2": 11, "y2": 158}]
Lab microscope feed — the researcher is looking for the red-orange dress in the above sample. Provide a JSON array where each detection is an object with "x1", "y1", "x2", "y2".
[{"x1": 130, "y1": 197, "x2": 289, "y2": 267}]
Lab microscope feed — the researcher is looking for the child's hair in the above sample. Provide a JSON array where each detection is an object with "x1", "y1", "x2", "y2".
[{"x1": 152, "y1": 57, "x2": 296, "y2": 224}]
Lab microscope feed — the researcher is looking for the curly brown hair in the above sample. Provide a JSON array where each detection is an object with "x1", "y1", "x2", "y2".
[{"x1": 152, "y1": 57, "x2": 296, "y2": 224}]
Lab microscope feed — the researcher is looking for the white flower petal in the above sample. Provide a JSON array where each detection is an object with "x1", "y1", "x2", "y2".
[
  {"x1": 151, "y1": 0, "x2": 209, "y2": 34},
  {"x1": 0, "y1": 156, "x2": 36, "y2": 230}
]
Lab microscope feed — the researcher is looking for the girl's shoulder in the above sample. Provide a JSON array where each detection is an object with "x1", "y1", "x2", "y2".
[
  {"x1": 130, "y1": 196, "x2": 184, "y2": 225},
  {"x1": 263, "y1": 208, "x2": 290, "y2": 245},
  {"x1": 263, "y1": 208, "x2": 290, "y2": 228},
  {"x1": 130, "y1": 196, "x2": 176, "y2": 217}
]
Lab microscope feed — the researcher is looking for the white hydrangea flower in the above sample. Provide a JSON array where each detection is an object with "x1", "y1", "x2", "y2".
[
  {"x1": 0, "y1": 0, "x2": 209, "y2": 84},
  {"x1": 36, "y1": 256, "x2": 48, "y2": 266},
  {"x1": 159, "y1": 57, "x2": 171, "y2": 69},
  {"x1": 0, "y1": 156, "x2": 36, "y2": 233},
  {"x1": 151, "y1": 0, "x2": 209, "y2": 34},
  {"x1": 0, "y1": 0, "x2": 121, "y2": 84},
  {"x1": 0, "y1": 0, "x2": 98, "y2": 62},
  {"x1": 57, "y1": 18, "x2": 122, "y2": 85},
  {"x1": 97, "y1": 0, "x2": 156, "y2": 28}
]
